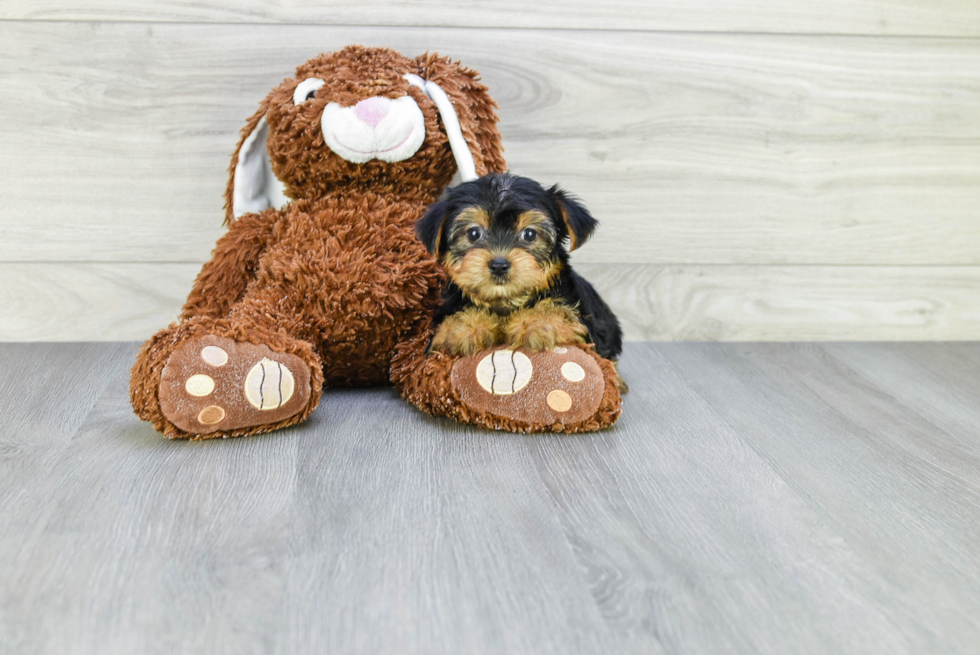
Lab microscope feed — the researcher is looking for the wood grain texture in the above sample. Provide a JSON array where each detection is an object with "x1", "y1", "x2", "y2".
[
  {"x1": 577, "y1": 263, "x2": 980, "y2": 341},
  {"x1": 1, "y1": 23, "x2": 979, "y2": 265},
  {"x1": 0, "y1": 342, "x2": 138, "y2": 631},
  {"x1": 2, "y1": 262, "x2": 980, "y2": 342},
  {"x1": 0, "y1": 263, "x2": 195, "y2": 341},
  {"x1": 277, "y1": 389, "x2": 632, "y2": 655},
  {"x1": 3, "y1": 0, "x2": 980, "y2": 37},
  {"x1": 0, "y1": 342, "x2": 131, "y2": 449},
  {"x1": 822, "y1": 342, "x2": 980, "y2": 463},
  {"x1": 625, "y1": 342, "x2": 980, "y2": 653},
  {"x1": 3, "y1": 342, "x2": 980, "y2": 654}
]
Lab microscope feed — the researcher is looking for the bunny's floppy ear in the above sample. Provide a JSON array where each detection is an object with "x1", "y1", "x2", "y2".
[
  {"x1": 223, "y1": 106, "x2": 290, "y2": 225},
  {"x1": 411, "y1": 54, "x2": 507, "y2": 180},
  {"x1": 404, "y1": 74, "x2": 477, "y2": 182}
]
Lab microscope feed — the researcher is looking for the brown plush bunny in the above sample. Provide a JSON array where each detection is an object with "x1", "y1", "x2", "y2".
[{"x1": 130, "y1": 45, "x2": 621, "y2": 439}]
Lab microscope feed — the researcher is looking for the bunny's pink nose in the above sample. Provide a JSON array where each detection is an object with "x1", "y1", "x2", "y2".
[{"x1": 353, "y1": 96, "x2": 391, "y2": 128}]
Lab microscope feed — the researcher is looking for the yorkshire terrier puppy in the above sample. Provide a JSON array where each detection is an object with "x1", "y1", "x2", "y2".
[{"x1": 416, "y1": 172, "x2": 623, "y2": 363}]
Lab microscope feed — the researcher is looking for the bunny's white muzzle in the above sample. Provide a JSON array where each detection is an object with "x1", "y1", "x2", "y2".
[{"x1": 321, "y1": 95, "x2": 426, "y2": 164}]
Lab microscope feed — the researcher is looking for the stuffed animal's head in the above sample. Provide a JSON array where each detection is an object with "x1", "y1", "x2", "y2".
[{"x1": 226, "y1": 46, "x2": 506, "y2": 223}]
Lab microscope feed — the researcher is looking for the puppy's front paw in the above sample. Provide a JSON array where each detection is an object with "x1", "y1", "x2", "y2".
[
  {"x1": 431, "y1": 308, "x2": 504, "y2": 357},
  {"x1": 505, "y1": 300, "x2": 588, "y2": 352}
]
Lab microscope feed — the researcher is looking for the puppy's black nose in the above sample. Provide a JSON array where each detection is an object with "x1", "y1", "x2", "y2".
[{"x1": 488, "y1": 257, "x2": 511, "y2": 276}]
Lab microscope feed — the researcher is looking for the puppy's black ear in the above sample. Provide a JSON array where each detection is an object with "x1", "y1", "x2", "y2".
[
  {"x1": 416, "y1": 197, "x2": 452, "y2": 256},
  {"x1": 549, "y1": 186, "x2": 598, "y2": 251}
]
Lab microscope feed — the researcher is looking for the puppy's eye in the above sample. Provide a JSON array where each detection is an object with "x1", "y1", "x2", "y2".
[
  {"x1": 520, "y1": 228, "x2": 538, "y2": 243},
  {"x1": 293, "y1": 78, "x2": 325, "y2": 105},
  {"x1": 466, "y1": 227, "x2": 484, "y2": 242}
]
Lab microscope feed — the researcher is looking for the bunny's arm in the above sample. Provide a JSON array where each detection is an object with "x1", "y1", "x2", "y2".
[{"x1": 180, "y1": 208, "x2": 282, "y2": 320}]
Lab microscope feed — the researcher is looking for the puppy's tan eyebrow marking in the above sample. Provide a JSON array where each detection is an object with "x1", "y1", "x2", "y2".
[
  {"x1": 516, "y1": 210, "x2": 550, "y2": 231},
  {"x1": 457, "y1": 206, "x2": 489, "y2": 228}
]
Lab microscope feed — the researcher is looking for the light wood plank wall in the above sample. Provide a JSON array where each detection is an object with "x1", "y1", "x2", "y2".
[{"x1": 1, "y1": 3, "x2": 979, "y2": 341}]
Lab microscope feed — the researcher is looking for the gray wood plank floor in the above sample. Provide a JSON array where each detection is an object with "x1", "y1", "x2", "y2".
[{"x1": 1, "y1": 342, "x2": 979, "y2": 654}]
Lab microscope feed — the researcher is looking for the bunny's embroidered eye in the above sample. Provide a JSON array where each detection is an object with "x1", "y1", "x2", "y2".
[{"x1": 293, "y1": 78, "x2": 325, "y2": 105}]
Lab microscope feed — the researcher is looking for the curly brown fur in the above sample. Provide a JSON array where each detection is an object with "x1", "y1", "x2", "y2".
[
  {"x1": 131, "y1": 46, "x2": 505, "y2": 438},
  {"x1": 221, "y1": 48, "x2": 505, "y2": 226}
]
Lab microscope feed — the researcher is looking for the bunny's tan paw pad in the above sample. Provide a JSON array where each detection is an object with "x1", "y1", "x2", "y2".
[
  {"x1": 450, "y1": 346, "x2": 605, "y2": 430},
  {"x1": 159, "y1": 335, "x2": 311, "y2": 436}
]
